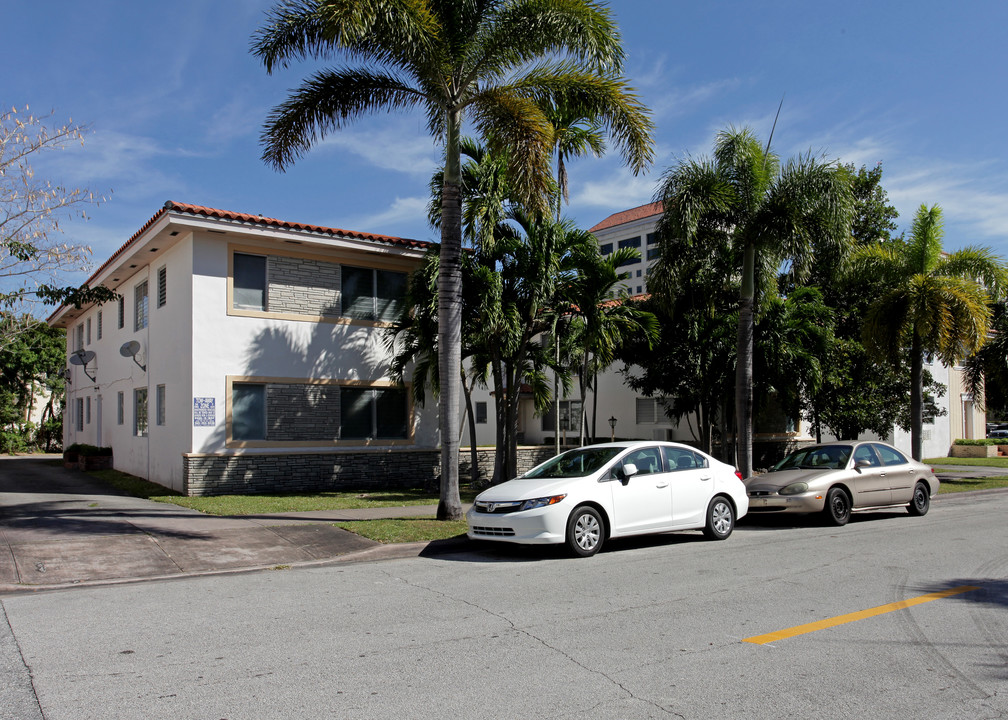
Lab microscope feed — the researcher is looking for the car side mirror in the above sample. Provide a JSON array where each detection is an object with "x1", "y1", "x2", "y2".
[
  {"x1": 854, "y1": 459, "x2": 871, "y2": 470},
  {"x1": 619, "y1": 462, "x2": 639, "y2": 485}
]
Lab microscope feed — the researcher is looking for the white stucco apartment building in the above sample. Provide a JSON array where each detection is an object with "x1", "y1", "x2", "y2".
[{"x1": 49, "y1": 202, "x2": 440, "y2": 494}]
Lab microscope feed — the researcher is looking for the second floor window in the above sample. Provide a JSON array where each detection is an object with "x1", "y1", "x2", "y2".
[
  {"x1": 234, "y1": 253, "x2": 267, "y2": 310},
  {"x1": 341, "y1": 266, "x2": 407, "y2": 322},
  {"x1": 135, "y1": 281, "x2": 148, "y2": 331}
]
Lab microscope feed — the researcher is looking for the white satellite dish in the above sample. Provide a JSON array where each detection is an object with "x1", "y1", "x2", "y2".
[{"x1": 119, "y1": 340, "x2": 146, "y2": 371}]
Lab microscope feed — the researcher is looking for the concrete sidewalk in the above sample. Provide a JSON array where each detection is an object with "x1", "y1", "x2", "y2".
[{"x1": 0, "y1": 456, "x2": 468, "y2": 595}]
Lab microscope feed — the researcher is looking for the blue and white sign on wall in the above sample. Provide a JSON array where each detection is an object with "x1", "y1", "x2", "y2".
[{"x1": 193, "y1": 397, "x2": 216, "y2": 427}]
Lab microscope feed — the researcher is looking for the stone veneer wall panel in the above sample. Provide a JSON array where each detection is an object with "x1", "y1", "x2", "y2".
[
  {"x1": 182, "y1": 446, "x2": 558, "y2": 496},
  {"x1": 267, "y1": 255, "x2": 341, "y2": 317}
]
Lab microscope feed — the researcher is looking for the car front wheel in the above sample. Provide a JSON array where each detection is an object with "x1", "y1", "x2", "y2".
[
  {"x1": 566, "y1": 506, "x2": 604, "y2": 557},
  {"x1": 824, "y1": 487, "x2": 851, "y2": 526},
  {"x1": 703, "y1": 496, "x2": 735, "y2": 540},
  {"x1": 908, "y1": 481, "x2": 930, "y2": 516}
]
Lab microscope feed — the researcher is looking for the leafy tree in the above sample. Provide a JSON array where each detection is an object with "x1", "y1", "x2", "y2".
[
  {"x1": 654, "y1": 126, "x2": 852, "y2": 476},
  {"x1": 0, "y1": 315, "x2": 66, "y2": 452},
  {"x1": 252, "y1": 0, "x2": 653, "y2": 519},
  {"x1": 853, "y1": 204, "x2": 1007, "y2": 458},
  {"x1": 1, "y1": 107, "x2": 116, "y2": 349}
]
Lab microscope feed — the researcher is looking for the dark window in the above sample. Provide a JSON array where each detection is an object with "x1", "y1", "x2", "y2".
[
  {"x1": 232, "y1": 384, "x2": 266, "y2": 440},
  {"x1": 134, "y1": 281, "x2": 148, "y2": 331},
  {"x1": 134, "y1": 388, "x2": 148, "y2": 437},
  {"x1": 475, "y1": 401, "x2": 487, "y2": 424},
  {"x1": 340, "y1": 387, "x2": 407, "y2": 439},
  {"x1": 156, "y1": 384, "x2": 166, "y2": 425},
  {"x1": 117, "y1": 391, "x2": 124, "y2": 425},
  {"x1": 157, "y1": 266, "x2": 167, "y2": 307},
  {"x1": 599, "y1": 243, "x2": 613, "y2": 255},
  {"x1": 97, "y1": 311, "x2": 102, "y2": 340},
  {"x1": 234, "y1": 253, "x2": 267, "y2": 310},
  {"x1": 646, "y1": 232, "x2": 658, "y2": 245},
  {"x1": 618, "y1": 237, "x2": 641, "y2": 266},
  {"x1": 118, "y1": 296, "x2": 125, "y2": 329},
  {"x1": 647, "y1": 247, "x2": 660, "y2": 261},
  {"x1": 341, "y1": 266, "x2": 407, "y2": 321}
]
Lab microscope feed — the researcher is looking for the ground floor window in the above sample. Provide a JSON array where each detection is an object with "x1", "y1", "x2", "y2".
[
  {"x1": 228, "y1": 379, "x2": 409, "y2": 444},
  {"x1": 232, "y1": 383, "x2": 266, "y2": 440},
  {"x1": 541, "y1": 400, "x2": 582, "y2": 432},
  {"x1": 340, "y1": 387, "x2": 407, "y2": 440},
  {"x1": 75, "y1": 398, "x2": 84, "y2": 432},
  {"x1": 156, "y1": 384, "x2": 166, "y2": 425},
  {"x1": 134, "y1": 388, "x2": 148, "y2": 437},
  {"x1": 117, "y1": 392, "x2": 124, "y2": 425}
]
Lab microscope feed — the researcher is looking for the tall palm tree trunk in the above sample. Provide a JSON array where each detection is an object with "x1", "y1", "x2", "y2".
[
  {"x1": 437, "y1": 111, "x2": 464, "y2": 520},
  {"x1": 910, "y1": 333, "x2": 924, "y2": 460},
  {"x1": 735, "y1": 244, "x2": 756, "y2": 478}
]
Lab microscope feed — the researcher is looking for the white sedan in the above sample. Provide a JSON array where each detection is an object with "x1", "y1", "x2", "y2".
[{"x1": 466, "y1": 441, "x2": 749, "y2": 557}]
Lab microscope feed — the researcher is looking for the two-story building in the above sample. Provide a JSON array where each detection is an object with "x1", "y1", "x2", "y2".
[{"x1": 49, "y1": 202, "x2": 440, "y2": 495}]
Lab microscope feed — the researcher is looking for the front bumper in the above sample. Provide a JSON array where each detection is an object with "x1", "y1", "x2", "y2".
[
  {"x1": 745, "y1": 491, "x2": 826, "y2": 513},
  {"x1": 465, "y1": 504, "x2": 569, "y2": 545}
]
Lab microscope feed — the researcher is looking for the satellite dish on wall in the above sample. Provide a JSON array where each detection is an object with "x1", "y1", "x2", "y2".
[
  {"x1": 69, "y1": 350, "x2": 96, "y2": 366},
  {"x1": 119, "y1": 340, "x2": 147, "y2": 371},
  {"x1": 69, "y1": 350, "x2": 97, "y2": 381}
]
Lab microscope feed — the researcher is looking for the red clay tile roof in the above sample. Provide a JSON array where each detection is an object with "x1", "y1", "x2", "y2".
[
  {"x1": 589, "y1": 202, "x2": 663, "y2": 233},
  {"x1": 48, "y1": 201, "x2": 431, "y2": 323}
]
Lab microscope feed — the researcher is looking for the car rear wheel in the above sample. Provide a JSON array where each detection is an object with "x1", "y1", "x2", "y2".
[
  {"x1": 703, "y1": 496, "x2": 735, "y2": 540},
  {"x1": 566, "y1": 506, "x2": 604, "y2": 557},
  {"x1": 908, "y1": 481, "x2": 930, "y2": 516},
  {"x1": 824, "y1": 487, "x2": 851, "y2": 526}
]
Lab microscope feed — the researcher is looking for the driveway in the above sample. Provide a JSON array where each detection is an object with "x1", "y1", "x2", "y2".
[{"x1": 0, "y1": 456, "x2": 448, "y2": 593}]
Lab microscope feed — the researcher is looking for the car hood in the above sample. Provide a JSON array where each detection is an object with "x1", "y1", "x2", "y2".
[
  {"x1": 476, "y1": 476, "x2": 580, "y2": 501},
  {"x1": 745, "y1": 467, "x2": 842, "y2": 492}
]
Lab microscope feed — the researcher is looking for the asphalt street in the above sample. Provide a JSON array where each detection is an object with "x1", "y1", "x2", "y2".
[{"x1": 2, "y1": 485, "x2": 1006, "y2": 719}]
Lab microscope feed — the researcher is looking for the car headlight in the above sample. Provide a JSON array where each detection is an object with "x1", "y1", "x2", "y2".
[
  {"x1": 519, "y1": 494, "x2": 567, "y2": 511},
  {"x1": 779, "y1": 482, "x2": 809, "y2": 496}
]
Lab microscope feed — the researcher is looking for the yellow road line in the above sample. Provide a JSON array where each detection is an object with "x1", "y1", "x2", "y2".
[{"x1": 743, "y1": 585, "x2": 981, "y2": 645}]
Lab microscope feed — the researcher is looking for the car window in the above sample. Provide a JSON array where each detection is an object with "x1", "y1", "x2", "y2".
[
  {"x1": 872, "y1": 444, "x2": 908, "y2": 466},
  {"x1": 853, "y1": 445, "x2": 880, "y2": 467},
  {"x1": 524, "y1": 447, "x2": 622, "y2": 478},
  {"x1": 664, "y1": 446, "x2": 704, "y2": 471},
  {"x1": 774, "y1": 445, "x2": 851, "y2": 470},
  {"x1": 622, "y1": 447, "x2": 663, "y2": 476}
]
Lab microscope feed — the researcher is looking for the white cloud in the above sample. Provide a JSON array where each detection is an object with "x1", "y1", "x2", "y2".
[
  {"x1": 341, "y1": 196, "x2": 431, "y2": 238},
  {"x1": 318, "y1": 123, "x2": 440, "y2": 178}
]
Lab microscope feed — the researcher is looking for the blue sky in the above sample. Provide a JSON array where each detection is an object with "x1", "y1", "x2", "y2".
[{"x1": 6, "y1": 0, "x2": 1008, "y2": 277}]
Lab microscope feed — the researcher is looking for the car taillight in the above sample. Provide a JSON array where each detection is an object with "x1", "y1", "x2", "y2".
[{"x1": 735, "y1": 469, "x2": 743, "y2": 480}]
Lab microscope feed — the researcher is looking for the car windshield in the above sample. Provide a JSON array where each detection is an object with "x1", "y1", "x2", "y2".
[
  {"x1": 524, "y1": 447, "x2": 624, "y2": 479},
  {"x1": 773, "y1": 445, "x2": 852, "y2": 471}
]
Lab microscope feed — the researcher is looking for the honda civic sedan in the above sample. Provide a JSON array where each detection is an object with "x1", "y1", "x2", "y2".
[
  {"x1": 466, "y1": 441, "x2": 749, "y2": 557},
  {"x1": 744, "y1": 440, "x2": 939, "y2": 525}
]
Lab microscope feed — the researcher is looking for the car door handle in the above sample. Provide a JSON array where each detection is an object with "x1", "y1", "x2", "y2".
[
  {"x1": 701, "y1": 476, "x2": 711, "y2": 481},
  {"x1": 656, "y1": 482, "x2": 669, "y2": 488}
]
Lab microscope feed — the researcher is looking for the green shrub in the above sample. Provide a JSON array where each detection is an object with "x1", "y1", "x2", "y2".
[{"x1": 953, "y1": 439, "x2": 1003, "y2": 446}]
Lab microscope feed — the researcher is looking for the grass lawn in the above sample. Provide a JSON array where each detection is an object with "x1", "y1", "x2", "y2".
[
  {"x1": 925, "y1": 456, "x2": 1008, "y2": 468},
  {"x1": 334, "y1": 519, "x2": 469, "y2": 544},
  {"x1": 935, "y1": 476, "x2": 1008, "y2": 493},
  {"x1": 84, "y1": 468, "x2": 474, "y2": 544}
]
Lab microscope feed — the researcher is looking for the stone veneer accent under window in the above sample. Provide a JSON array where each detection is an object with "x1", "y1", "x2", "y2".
[
  {"x1": 181, "y1": 447, "x2": 557, "y2": 496},
  {"x1": 267, "y1": 255, "x2": 341, "y2": 317},
  {"x1": 266, "y1": 383, "x2": 341, "y2": 441}
]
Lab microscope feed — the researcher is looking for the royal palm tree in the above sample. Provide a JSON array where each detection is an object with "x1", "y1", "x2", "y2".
[
  {"x1": 853, "y1": 204, "x2": 1006, "y2": 459},
  {"x1": 252, "y1": 0, "x2": 653, "y2": 519},
  {"x1": 654, "y1": 126, "x2": 852, "y2": 477}
]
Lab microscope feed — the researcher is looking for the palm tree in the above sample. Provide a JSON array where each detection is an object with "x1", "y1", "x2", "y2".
[
  {"x1": 854, "y1": 204, "x2": 1006, "y2": 459},
  {"x1": 567, "y1": 244, "x2": 658, "y2": 444},
  {"x1": 654, "y1": 126, "x2": 852, "y2": 477},
  {"x1": 252, "y1": 0, "x2": 654, "y2": 519}
]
